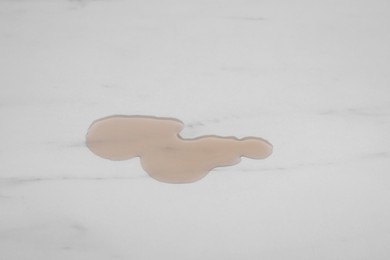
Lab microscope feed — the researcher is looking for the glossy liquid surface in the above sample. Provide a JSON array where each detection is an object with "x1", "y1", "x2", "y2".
[{"x1": 86, "y1": 115, "x2": 273, "y2": 183}]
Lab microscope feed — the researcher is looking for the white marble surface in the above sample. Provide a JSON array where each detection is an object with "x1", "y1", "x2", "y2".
[{"x1": 1, "y1": 0, "x2": 390, "y2": 259}]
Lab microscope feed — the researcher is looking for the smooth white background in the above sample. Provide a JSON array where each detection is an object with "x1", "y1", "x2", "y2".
[{"x1": 1, "y1": 0, "x2": 389, "y2": 259}]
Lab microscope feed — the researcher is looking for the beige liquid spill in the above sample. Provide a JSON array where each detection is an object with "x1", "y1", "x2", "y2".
[{"x1": 86, "y1": 115, "x2": 273, "y2": 183}]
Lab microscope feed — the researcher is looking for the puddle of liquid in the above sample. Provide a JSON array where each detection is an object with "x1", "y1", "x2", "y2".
[{"x1": 86, "y1": 115, "x2": 273, "y2": 183}]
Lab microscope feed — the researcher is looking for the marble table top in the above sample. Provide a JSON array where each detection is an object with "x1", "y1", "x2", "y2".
[{"x1": 1, "y1": 0, "x2": 389, "y2": 259}]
